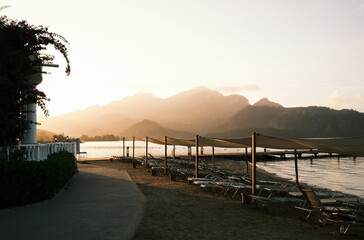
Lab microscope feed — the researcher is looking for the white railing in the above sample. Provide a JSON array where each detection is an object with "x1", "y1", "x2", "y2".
[{"x1": 10, "y1": 142, "x2": 77, "y2": 161}]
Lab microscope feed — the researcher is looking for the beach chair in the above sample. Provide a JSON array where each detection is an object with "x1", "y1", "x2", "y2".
[
  {"x1": 295, "y1": 185, "x2": 364, "y2": 234},
  {"x1": 335, "y1": 197, "x2": 364, "y2": 212},
  {"x1": 187, "y1": 174, "x2": 216, "y2": 183},
  {"x1": 228, "y1": 183, "x2": 260, "y2": 199},
  {"x1": 248, "y1": 194, "x2": 305, "y2": 215},
  {"x1": 192, "y1": 176, "x2": 222, "y2": 185}
]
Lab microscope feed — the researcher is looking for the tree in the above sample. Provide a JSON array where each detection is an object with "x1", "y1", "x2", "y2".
[{"x1": 0, "y1": 6, "x2": 70, "y2": 157}]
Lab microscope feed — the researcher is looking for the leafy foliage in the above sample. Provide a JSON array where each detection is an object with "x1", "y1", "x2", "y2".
[
  {"x1": 0, "y1": 151, "x2": 77, "y2": 209},
  {"x1": 0, "y1": 8, "x2": 70, "y2": 150}
]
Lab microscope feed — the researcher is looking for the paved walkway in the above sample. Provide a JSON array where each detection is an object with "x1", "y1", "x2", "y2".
[{"x1": 0, "y1": 163, "x2": 146, "y2": 240}]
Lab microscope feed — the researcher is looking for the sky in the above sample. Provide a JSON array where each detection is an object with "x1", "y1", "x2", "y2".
[{"x1": 2, "y1": 0, "x2": 364, "y2": 116}]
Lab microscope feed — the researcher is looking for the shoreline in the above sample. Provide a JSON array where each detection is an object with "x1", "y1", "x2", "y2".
[
  {"x1": 85, "y1": 156, "x2": 364, "y2": 200},
  {"x1": 87, "y1": 158, "x2": 363, "y2": 239}
]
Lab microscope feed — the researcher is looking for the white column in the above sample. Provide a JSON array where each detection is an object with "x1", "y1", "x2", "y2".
[
  {"x1": 23, "y1": 69, "x2": 42, "y2": 144},
  {"x1": 22, "y1": 103, "x2": 37, "y2": 144}
]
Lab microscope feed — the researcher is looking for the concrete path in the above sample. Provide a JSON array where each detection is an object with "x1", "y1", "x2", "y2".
[{"x1": 0, "y1": 163, "x2": 146, "y2": 240}]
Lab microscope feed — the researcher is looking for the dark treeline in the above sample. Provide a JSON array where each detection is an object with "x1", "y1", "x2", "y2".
[
  {"x1": 80, "y1": 134, "x2": 120, "y2": 142},
  {"x1": 221, "y1": 106, "x2": 364, "y2": 138},
  {"x1": 37, "y1": 133, "x2": 76, "y2": 143}
]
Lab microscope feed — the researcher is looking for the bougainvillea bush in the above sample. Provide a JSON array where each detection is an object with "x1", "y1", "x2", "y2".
[{"x1": 0, "y1": 6, "x2": 70, "y2": 156}]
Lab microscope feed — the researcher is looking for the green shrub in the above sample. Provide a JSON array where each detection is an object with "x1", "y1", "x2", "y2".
[{"x1": 0, "y1": 151, "x2": 76, "y2": 209}]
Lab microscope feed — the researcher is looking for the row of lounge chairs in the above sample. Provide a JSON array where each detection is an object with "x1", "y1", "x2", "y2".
[{"x1": 115, "y1": 155, "x2": 364, "y2": 235}]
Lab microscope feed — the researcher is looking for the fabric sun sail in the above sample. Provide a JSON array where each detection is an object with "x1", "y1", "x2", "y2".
[{"x1": 128, "y1": 134, "x2": 364, "y2": 157}]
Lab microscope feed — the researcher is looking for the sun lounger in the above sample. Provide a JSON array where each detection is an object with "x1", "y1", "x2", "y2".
[
  {"x1": 199, "y1": 179, "x2": 235, "y2": 193},
  {"x1": 187, "y1": 174, "x2": 215, "y2": 182},
  {"x1": 192, "y1": 176, "x2": 222, "y2": 185},
  {"x1": 228, "y1": 183, "x2": 258, "y2": 198},
  {"x1": 295, "y1": 185, "x2": 364, "y2": 234},
  {"x1": 335, "y1": 198, "x2": 364, "y2": 212},
  {"x1": 248, "y1": 194, "x2": 305, "y2": 215}
]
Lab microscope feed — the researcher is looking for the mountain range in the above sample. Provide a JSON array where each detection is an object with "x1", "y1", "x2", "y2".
[{"x1": 38, "y1": 86, "x2": 364, "y2": 139}]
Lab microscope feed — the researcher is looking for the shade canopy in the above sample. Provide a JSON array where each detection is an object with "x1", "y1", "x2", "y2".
[{"x1": 131, "y1": 135, "x2": 364, "y2": 157}]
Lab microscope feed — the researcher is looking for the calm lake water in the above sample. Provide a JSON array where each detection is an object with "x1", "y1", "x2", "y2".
[{"x1": 81, "y1": 141, "x2": 364, "y2": 199}]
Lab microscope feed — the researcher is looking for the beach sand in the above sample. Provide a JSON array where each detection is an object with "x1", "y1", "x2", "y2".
[{"x1": 88, "y1": 159, "x2": 363, "y2": 240}]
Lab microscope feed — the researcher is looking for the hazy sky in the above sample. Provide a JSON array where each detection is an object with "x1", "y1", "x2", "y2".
[{"x1": 3, "y1": 0, "x2": 364, "y2": 115}]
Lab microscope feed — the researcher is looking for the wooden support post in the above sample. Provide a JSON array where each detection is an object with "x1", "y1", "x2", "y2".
[
  {"x1": 252, "y1": 132, "x2": 256, "y2": 195},
  {"x1": 245, "y1": 147, "x2": 249, "y2": 174},
  {"x1": 212, "y1": 146, "x2": 215, "y2": 165},
  {"x1": 132, "y1": 136, "x2": 135, "y2": 168},
  {"x1": 164, "y1": 136, "x2": 168, "y2": 175},
  {"x1": 189, "y1": 147, "x2": 192, "y2": 161},
  {"x1": 145, "y1": 136, "x2": 148, "y2": 168},
  {"x1": 195, "y1": 135, "x2": 199, "y2": 178},
  {"x1": 294, "y1": 149, "x2": 299, "y2": 185},
  {"x1": 123, "y1": 137, "x2": 126, "y2": 157},
  {"x1": 173, "y1": 145, "x2": 175, "y2": 160}
]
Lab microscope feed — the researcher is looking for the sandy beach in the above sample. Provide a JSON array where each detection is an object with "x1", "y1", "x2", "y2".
[{"x1": 88, "y1": 158, "x2": 363, "y2": 240}]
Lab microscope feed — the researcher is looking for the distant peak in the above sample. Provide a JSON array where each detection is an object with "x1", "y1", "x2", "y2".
[
  {"x1": 254, "y1": 98, "x2": 282, "y2": 107},
  {"x1": 170, "y1": 86, "x2": 223, "y2": 99}
]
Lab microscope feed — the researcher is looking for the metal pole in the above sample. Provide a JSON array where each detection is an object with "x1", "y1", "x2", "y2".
[
  {"x1": 212, "y1": 146, "x2": 215, "y2": 165},
  {"x1": 123, "y1": 137, "x2": 125, "y2": 157},
  {"x1": 164, "y1": 136, "x2": 168, "y2": 175},
  {"x1": 145, "y1": 136, "x2": 148, "y2": 168},
  {"x1": 252, "y1": 132, "x2": 256, "y2": 195},
  {"x1": 294, "y1": 149, "x2": 299, "y2": 185},
  {"x1": 173, "y1": 145, "x2": 175, "y2": 160},
  {"x1": 245, "y1": 147, "x2": 249, "y2": 174},
  {"x1": 195, "y1": 135, "x2": 199, "y2": 178},
  {"x1": 132, "y1": 136, "x2": 135, "y2": 166}
]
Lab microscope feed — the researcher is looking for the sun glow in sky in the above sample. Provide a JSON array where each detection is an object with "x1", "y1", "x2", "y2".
[{"x1": 2, "y1": 0, "x2": 364, "y2": 116}]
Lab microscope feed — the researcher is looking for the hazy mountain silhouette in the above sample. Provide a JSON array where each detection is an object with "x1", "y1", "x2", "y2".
[
  {"x1": 39, "y1": 87, "x2": 249, "y2": 136},
  {"x1": 37, "y1": 129, "x2": 57, "y2": 142},
  {"x1": 122, "y1": 119, "x2": 194, "y2": 139},
  {"x1": 253, "y1": 98, "x2": 283, "y2": 108},
  {"x1": 216, "y1": 105, "x2": 364, "y2": 138},
  {"x1": 39, "y1": 87, "x2": 364, "y2": 139},
  {"x1": 39, "y1": 113, "x2": 135, "y2": 137}
]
